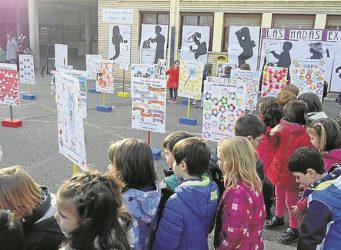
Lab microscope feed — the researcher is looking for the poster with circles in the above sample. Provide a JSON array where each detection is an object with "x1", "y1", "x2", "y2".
[{"x1": 19, "y1": 54, "x2": 35, "y2": 85}]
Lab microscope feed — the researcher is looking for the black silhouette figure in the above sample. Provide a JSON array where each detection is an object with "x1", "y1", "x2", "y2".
[
  {"x1": 309, "y1": 42, "x2": 324, "y2": 59},
  {"x1": 270, "y1": 41, "x2": 293, "y2": 80},
  {"x1": 110, "y1": 26, "x2": 123, "y2": 61},
  {"x1": 148, "y1": 26, "x2": 165, "y2": 63},
  {"x1": 188, "y1": 32, "x2": 207, "y2": 60},
  {"x1": 235, "y1": 27, "x2": 256, "y2": 66}
]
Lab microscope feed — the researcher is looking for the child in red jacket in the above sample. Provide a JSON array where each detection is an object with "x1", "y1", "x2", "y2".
[
  {"x1": 166, "y1": 60, "x2": 180, "y2": 103},
  {"x1": 265, "y1": 100, "x2": 313, "y2": 244}
]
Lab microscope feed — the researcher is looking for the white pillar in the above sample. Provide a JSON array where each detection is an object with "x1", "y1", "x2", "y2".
[
  {"x1": 16, "y1": 5, "x2": 21, "y2": 36},
  {"x1": 28, "y1": 0, "x2": 40, "y2": 68}
]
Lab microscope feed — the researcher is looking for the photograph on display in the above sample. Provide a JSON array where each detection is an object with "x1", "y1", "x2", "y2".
[
  {"x1": 96, "y1": 61, "x2": 115, "y2": 93},
  {"x1": 131, "y1": 77, "x2": 166, "y2": 133},
  {"x1": 178, "y1": 60, "x2": 204, "y2": 100},
  {"x1": 230, "y1": 69, "x2": 260, "y2": 111},
  {"x1": 86, "y1": 54, "x2": 102, "y2": 80},
  {"x1": 19, "y1": 54, "x2": 35, "y2": 85},
  {"x1": 228, "y1": 26, "x2": 261, "y2": 70},
  {"x1": 55, "y1": 44, "x2": 68, "y2": 69},
  {"x1": 140, "y1": 24, "x2": 168, "y2": 65},
  {"x1": 180, "y1": 25, "x2": 210, "y2": 63},
  {"x1": 108, "y1": 25, "x2": 131, "y2": 70},
  {"x1": 261, "y1": 66, "x2": 288, "y2": 97},
  {"x1": 0, "y1": 63, "x2": 19, "y2": 106},
  {"x1": 216, "y1": 62, "x2": 238, "y2": 78},
  {"x1": 202, "y1": 76, "x2": 246, "y2": 142},
  {"x1": 55, "y1": 71, "x2": 86, "y2": 169}
]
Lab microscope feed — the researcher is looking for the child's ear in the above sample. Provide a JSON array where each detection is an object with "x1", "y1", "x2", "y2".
[
  {"x1": 181, "y1": 161, "x2": 188, "y2": 171},
  {"x1": 307, "y1": 168, "x2": 317, "y2": 177}
]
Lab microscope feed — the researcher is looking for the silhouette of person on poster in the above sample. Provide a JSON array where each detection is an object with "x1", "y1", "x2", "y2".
[
  {"x1": 235, "y1": 27, "x2": 256, "y2": 66},
  {"x1": 148, "y1": 25, "x2": 165, "y2": 63},
  {"x1": 309, "y1": 42, "x2": 324, "y2": 59},
  {"x1": 271, "y1": 41, "x2": 292, "y2": 80},
  {"x1": 188, "y1": 32, "x2": 207, "y2": 60},
  {"x1": 110, "y1": 26, "x2": 123, "y2": 61}
]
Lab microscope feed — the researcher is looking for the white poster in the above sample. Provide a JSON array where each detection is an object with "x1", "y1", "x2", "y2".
[
  {"x1": 228, "y1": 26, "x2": 261, "y2": 70},
  {"x1": 102, "y1": 9, "x2": 133, "y2": 24},
  {"x1": 180, "y1": 25, "x2": 210, "y2": 63},
  {"x1": 86, "y1": 54, "x2": 102, "y2": 80},
  {"x1": 55, "y1": 71, "x2": 86, "y2": 169},
  {"x1": 19, "y1": 54, "x2": 35, "y2": 85},
  {"x1": 203, "y1": 76, "x2": 246, "y2": 142},
  {"x1": 55, "y1": 44, "x2": 68, "y2": 69},
  {"x1": 96, "y1": 61, "x2": 115, "y2": 94},
  {"x1": 108, "y1": 25, "x2": 131, "y2": 70},
  {"x1": 131, "y1": 77, "x2": 166, "y2": 133},
  {"x1": 329, "y1": 42, "x2": 341, "y2": 92},
  {"x1": 140, "y1": 24, "x2": 168, "y2": 65}
]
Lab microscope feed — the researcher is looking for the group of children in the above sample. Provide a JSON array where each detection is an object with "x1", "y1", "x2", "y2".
[{"x1": 1, "y1": 82, "x2": 341, "y2": 250}]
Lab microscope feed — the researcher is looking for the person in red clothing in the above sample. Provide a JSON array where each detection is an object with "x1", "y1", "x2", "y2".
[
  {"x1": 265, "y1": 100, "x2": 313, "y2": 244},
  {"x1": 166, "y1": 60, "x2": 180, "y2": 103}
]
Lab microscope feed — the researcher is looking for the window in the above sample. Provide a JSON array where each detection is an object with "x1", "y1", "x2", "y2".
[
  {"x1": 223, "y1": 13, "x2": 262, "y2": 51},
  {"x1": 326, "y1": 15, "x2": 341, "y2": 30},
  {"x1": 272, "y1": 14, "x2": 315, "y2": 29},
  {"x1": 179, "y1": 13, "x2": 214, "y2": 50}
]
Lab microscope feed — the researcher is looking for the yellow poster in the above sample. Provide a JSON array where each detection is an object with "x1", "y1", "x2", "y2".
[{"x1": 178, "y1": 60, "x2": 203, "y2": 100}]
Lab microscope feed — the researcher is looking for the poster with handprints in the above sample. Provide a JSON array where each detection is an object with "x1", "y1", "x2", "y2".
[
  {"x1": 291, "y1": 59, "x2": 324, "y2": 100},
  {"x1": 178, "y1": 60, "x2": 203, "y2": 100},
  {"x1": 230, "y1": 69, "x2": 260, "y2": 111},
  {"x1": 261, "y1": 66, "x2": 288, "y2": 97},
  {"x1": 55, "y1": 44, "x2": 68, "y2": 69},
  {"x1": 86, "y1": 54, "x2": 102, "y2": 80},
  {"x1": 19, "y1": 54, "x2": 35, "y2": 85},
  {"x1": 131, "y1": 77, "x2": 166, "y2": 133},
  {"x1": 55, "y1": 71, "x2": 86, "y2": 169},
  {"x1": 109, "y1": 25, "x2": 131, "y2": 70},
  {"x1": 216, "y1": 62, "x2": 237, "y2": 77},
  {"x1": 96, "y1": 60, "x2": 115, "y2": 93},
  {"x1": 0, "y1": 63, "x2": 19, "y2": 106},
  {"x1": 202, "y1": 76, "x2": 246, "y2": 142}
]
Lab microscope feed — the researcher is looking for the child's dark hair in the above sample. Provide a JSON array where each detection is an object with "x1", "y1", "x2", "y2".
[
  {"x1": 334, "y1": 116, "x2": 341, "y2": 131},
  {"x1": 258, "y1": 97, "x2": 283, "y2": 128},
  {"x1": 109, "y1": 138, "x2": 156, "y2": 191},
  {"x1": 298, "y1": 92, "x2": 323, "y2": 113},
  {"x1": 172, "y1": 137, "x2": 211, "y2": 177},
  {"x1": 288, "y1": 147, "x2": 324, "y2": 174},
  {"x1": 307, "y1": 118, "x2": 341, "y2": 152},
  {"x1": 57, "y1": 170, "x2": 132, "y2": 250},
  {"x1": 162, "y1": 131, "x2": 194, "y2": 151},
  {"x1": 235, "y1": 114, "x2": 266, "y2": 137},
  {"x1": 283, "y1": 100, "x2": 308, "y2": 125},
  {"x1": 0, "y1": 210, "x2": 25, "y2": 250}
]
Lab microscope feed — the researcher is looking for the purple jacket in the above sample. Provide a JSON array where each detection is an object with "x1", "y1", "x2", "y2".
[{"x1": 323, "y1": 149, "x2": 341, "y2": 173}]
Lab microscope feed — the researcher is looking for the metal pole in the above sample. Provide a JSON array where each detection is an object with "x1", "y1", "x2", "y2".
[{"x1": 10, "y1": 105, "x2": 13, "y2": 121}]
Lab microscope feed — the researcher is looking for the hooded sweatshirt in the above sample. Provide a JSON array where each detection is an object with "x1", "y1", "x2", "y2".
[
  {"x1": 123, "y1": 182, "x2": 161, "y2": 250},
  {"x1": 153, "y1": 175, "x2": 219, "y2": 250},
  {"x1": 323, "y1": 149, "x2": 341, "y2": 173}
]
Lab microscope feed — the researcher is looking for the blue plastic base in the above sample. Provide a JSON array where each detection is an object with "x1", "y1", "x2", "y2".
[
  {"x1": 96, "y1": 105, "x2": 112, "y2": 112},
  {"x1": 179, "y1": 117, "x2": 197, "y2": 126},
  {"x1": 182, "y1": 98, "x2": 195, "y2": 105},
  {"x1": 152, "y1": 148, "x2": 161, "y2": 160},
  {"x1": 22, "y1": 94, "x2": 36, "y2": 100},
  {"x1": 89, "y1": 88, "x2": 100, "y2": 93}
]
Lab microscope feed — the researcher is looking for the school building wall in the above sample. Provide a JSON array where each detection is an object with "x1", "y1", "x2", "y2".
[{"x1": 98, "y1": 0, "x2": 341, "y2": 80}]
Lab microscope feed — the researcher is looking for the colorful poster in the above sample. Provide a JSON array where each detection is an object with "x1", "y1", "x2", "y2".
[
  {"x1": 55, "y1": 71, "x2": 86, "y2": 169},
  {"x1": 0, "y1": 63, "x2": 19, "y2": 106},
  {"x1": 140, "y1": 24, "x2": 168, "y2": 65},
  {"x1": 96, "y1": 60, "x2": 115, "y2": 93},
  {"x1": 55, "y1": 44, "x2": 68, "y2": 69},
  {"x1": 228, "y1": 26, "x2": 260, "y2": 70},
  {"x1": 261, "y1": 66, "x2": 288, "y2": 97},
  {"x1": 19, "y1": 54, "x2": 35, "y2": 85},
  {"x1": 108, "y1": 25, "x2": 131, "y2": 70},
  {"x1": 60, "y1": 69, "x2": 88, "y2": 118},
  {"x1": 230, "y1": 69, "x2": 260, "y2": 111},
  {"x1": 131, "y1": 64, "x2": 155, "y2": 79},
  {"x1": 131, "y1": 77, "x2": 166, "y2": 133},
  {"x1": 203, "y1": 76, "x2": 246, "y2": 142},
  {"x1": 291, "y1": 59, "x2": 324, "y2": 100},
  {"x1": 102, "y1": 9, "x2": 133, "y2": 24},
  {"x1": 180, "y1": 25, "x2": 210, "y2": 63},
  {"x1": 86, "y1": 54, "x2": 102, "y2": 80},
  {"x1": 216, "y1": 62, "x2": 237, "y2": 77},
  {"x1": 178, "y1": 60, "x2": 204, "y2": 100},
  {"x1": 330, "y1": 43, "x2": 341, "y2": 92}
]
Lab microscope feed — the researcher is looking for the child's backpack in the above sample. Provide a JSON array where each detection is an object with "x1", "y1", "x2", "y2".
[{"x1": 208, "y1": 148, "x2": 224, "y2": 201}]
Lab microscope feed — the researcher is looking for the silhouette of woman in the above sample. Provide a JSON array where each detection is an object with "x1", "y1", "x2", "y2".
[
  {"x1": 110, "y1": 26, "x2": 123, "y2": 61},
  {"x1": 235, "y1": 27, "x2": 256, "y2": 66},
  {"x1": 309, "y1": 42, "x2": 324, "y2": 60}
]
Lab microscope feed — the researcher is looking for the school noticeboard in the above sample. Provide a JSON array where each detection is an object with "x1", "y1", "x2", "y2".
[
  {"x1": 96, "y1": 61, "x2": 115, "y2": 94},
  {"x1": 178, "y1": 60, "x2": 204, "y2": 100},
  {"x1": 131, "y1": 77, "x2": 166, "y2": 134},
  {"x1": 19, "y1": 54, "x2": 35, "y2": 85},
  {"x1": 55, "y1": 71, "x2": 86, "y2": 169},
  {"x1": 0, "y1": 63, "x2": 19, "y2": 106},
  {"x1": 202, "y1": 76, "x2": 246, "y2": 142},
  {"x1": 261, "y1": 66, "x2": 288, "y2": 97},
  {"x1": 102, "y1": 9, "x2": 133, "y2": 24}
]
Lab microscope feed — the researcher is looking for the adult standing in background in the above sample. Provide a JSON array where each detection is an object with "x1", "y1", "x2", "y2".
[{"x1": 6, "y1": 31, "x2": 18, "y2": 64}]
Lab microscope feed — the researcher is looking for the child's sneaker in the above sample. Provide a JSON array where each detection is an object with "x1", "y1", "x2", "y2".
[
  {"x1": 278, "y1": 227, "x2": 299, "y2": 244},
  {"x1": 265, "y1": 215, "x2": 285, "y2": 229},
  {"x1": 172, "y1": 99, "x2": 177, "y2": 103},
  {"x1": 167, "y1": 99, "x2": 172, "y2": 103}
]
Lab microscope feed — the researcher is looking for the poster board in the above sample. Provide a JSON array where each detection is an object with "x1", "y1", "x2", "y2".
[
  {"x1": 0, "y1": 63, "x2": 19, "y2": 106},
  {"x1": 55, "y1": 44, "x2": 68, "y2": 69},
  {"x1": 261, "y1": 66, "x2": 288, "y2": 97},
  {"x1": 108, "y1": 25, "x2": 131, "y2": 70},
  {"x1": 86, "y1": 54, "x2": 102, "y2": 80},
  {"x1": 96, "y1": 60, "x2": 115, "y2": 93},
  {"x1": 178, "y1": 60, "x2": 204, "y2": 100},
  {"x1": 19, "y1": 54, "x2": 35, "y2": 85}
]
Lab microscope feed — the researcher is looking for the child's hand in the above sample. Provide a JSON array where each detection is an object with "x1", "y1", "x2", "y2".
[
  {"x1": 269, "y1": 124, "x2": 282, "y2": 136},
  {"x1": 291, "y1": 205, "x2": 303, "y2": 218}
]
